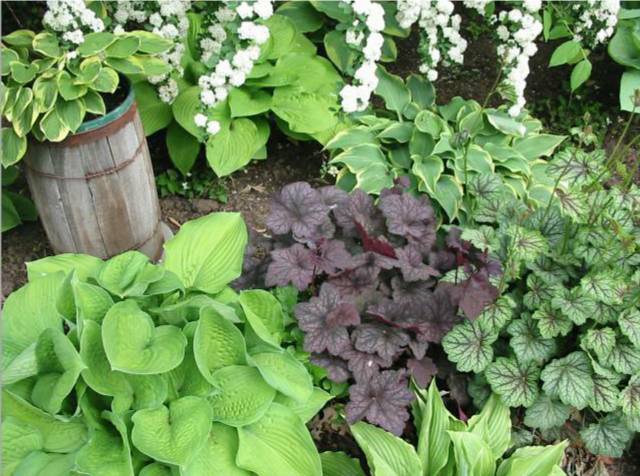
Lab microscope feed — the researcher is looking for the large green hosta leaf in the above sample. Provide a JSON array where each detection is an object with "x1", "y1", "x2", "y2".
[
  {"x1": 320, "y1": 452, "x2": 365, "y2": 476},
  {"x1": 237, "y1": 403, "x2": 322, "y2": 476},
  {"x1": 26, "y1": 254, "x2": 103, "y2": 281},
  {"x1": 183, "y1": 423, "x2": 252, "y2": 476},
  {"x1": 541, "y1": 351, "x2": 594, "y2": 410},
  {"x1": 208, "y1": 366, "x2": 276, "y2": 427},
  {"x1": 164, "y1": 212, "x2": 247, "y2": 294},
  {"x1": 274, "y1": 387, "x2": 333, "y2": 423},
  {"x1": 131, "y1": 396, "x2": 212, "y2": 466},
  {"x1": 467, "y1": 393, "x2": 511, "y2": 460},
  {"x1": 102, "y1": 300, "x2": 187, "y2": 375},
  {"x1": 239, "y1": 289, "x2": 285, "y2": 347},
  {"x1": 2, "y1": 418, "x2": 43, "y2": 475},
  {"x1": 351, "y1": 421, "x2": 422, "y2": 476},
  {"x1": 329, "y1": 143, "x2": 394, "y2": 195},
  {"x1": 205, "y1": 118, "x2": 262, "y2": 177},
  {"x1": 250, "y1": 351, "x2": 313, "y2": 402},
  {"x1": 97, "y1": 251, "x2": 164, "y2": 298},
  {"x1": 496, "y1": 441, "x2": 567, "y2": 476},
  {"x1": 447, "y1": 431, "x2": 496, "y2": 476},
  {"x1": 271, "y1": 86, "x2": 338, "y2": 134}
]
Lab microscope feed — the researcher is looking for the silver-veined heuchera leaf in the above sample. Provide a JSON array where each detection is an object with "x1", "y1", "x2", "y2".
[
  {"x1": 131, "y1": 396, "x2": 212, "y2": 466},
  {"x1": 477, "y1": 294, "x2": 516, "y2": 332},
  {"x1": 541, "y1": 351, "x2": 594, "y2": 410},
  {"x1": 207, "y1": 365, "x2": 276, "y2": 427},
  {"x1": 164, "y1": 212, "x2": 248, "y2": 293},
  {"x1": 102, "y1": 300, "x2": 187, "y2": 375},
  {"x1": 579, "y1": 271, "x2": 622, "y2": 306},
  {"x1": 237, "y1": 403, "x2": 322, "y2": 476},
  {"x1": 590, "y1": 371, "x2": 621, "y2": 413},
  {"x1": 442, "y1": 321, "x2": 498, "y2": 373},
  {"x1": 619, "y1": 309, "x2": 640, "y2": 347},
  {"x1": 620, "y1": 374, "x2": 640, "y2": 417},
  {"x1": 507, "y1": 316, "x2": 557, "y2": 364},
  {"x1": 485, "y1": 357, "x2": 540, "y2": 407},
  {"x1": 582, "y1": 327, "x2": 616, "y2": 363},
  {"x1": 606, "y1": 339, "x2": 640, "y2": 375},
  {"x1": 580, "y1": 414, "x2": 632, "y2": 457},
  {"x1": 550, "y1": 287, "x2": 594, "y2": 325},
  {"x1": 523, "y1": 395, "x2": 571, "y2": 431},
  {"x1": 531, "y1": 303, "x2": 573, "y2": 339}
]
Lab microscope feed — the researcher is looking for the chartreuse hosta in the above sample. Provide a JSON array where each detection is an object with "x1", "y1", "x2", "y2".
[
  {"x1": 1, "y1": 212, "x2": 334, "y2": 476},
  {"x1": 321, "y1": 381, "x2": 568, "y2": 476},
  {"x1": 325, "y1": 68, "x2": 566, "y2": 223}
]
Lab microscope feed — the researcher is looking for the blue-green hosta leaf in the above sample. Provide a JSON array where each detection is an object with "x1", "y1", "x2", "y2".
[
  {"x1": 541, "y1": 352, "x2": 594, "y2": 409},
  {"x1": 26, "y1": 254, "x2": 103, "y2": 281},
  {"x1": 3, "y1": 273, "x2": 64, "y2": 368},
  {"x1": 477, "y1": 295, "x2": 516, "y2": 332},
  {"x1": 97, "y1": 251, "x2": 164, "y2": 298},
  {"x1": 523, "y1": 274, "x2": 559, "y2": 311},
  {"x1": 620, "y1": 374, "x2": 640, "y2": 417},
  {"x1": 496, "y1": 440, "x2": 568, "y2": 476},
  {"x1": 579, "y1": 272, "x2": 623, "y2": 305},
  {"x1": 374, "y1": 66, "x2": 410, "y2": 115},
  {"x1": 2, "y1": 390, "x2": 87, "y2": 453},
  {"x1": 250, "y1": 351, "x2": 313, "y2": 402},
  {"x1": 590, "y1": 372, "x2": 621, "y2": 413},
  {"x1": 182, "y1": 423, "x2": 252, "y2": 476},
  {"x1": 164, "y1": 212, "x2": 248, "y2": 294},
  {"x1": 351, "y1": 421, "x2": 422, "y2": 476},
  {"x1": 320, "y1": 451, "x2": 365, "y2": 476},
  {"x1": 523, "y1": 395, "x2": 571, "y2": 431},
  {"x1": 131, "y1": 396, "x2": 212, "y2": 466},
  {"x1": 75, "y1": 411, "x2": 134, "y2": 476},
  {"x1": 442, "y1": 321, "x2": 498, "y2": 373},
  {"x1": 6, "y1": 328, "x2": 86, "y2": 414},
  {"x1": 580, "y1": 415, "x2": 632, "y2": 457},
  {"x1": 532, "y1": 303, "x2": 573, "y2": 339},
  {"x1": 582, "y1": 327, "x2": 616, "y2": 363},
  {"x1": 414, "y1": 380, "x2": 463, "y2": 476},
  {"x1": 2, "y1": 417, "x2": 43, "y2": 475},
  {"x1": 208, "y1": 366, "x2": 276, "y2": 427},
  {"x1": 468, "y1": 393, "x2": 512, "y2": 460},
  {"x1": 619, "y1": 309, "x2": 640, "y2": 347},
  {"x1": 237, "y1": 403, "x2": 322, "y2": 476},
  {"x1": 606, "y1": 339, "x2": 640, "y2": 375},
  {"x1": 102, "y1": 300, "x2": 187, "y2": 375},
  {"x1": 550, "y1": 288, "x2": 595, "y2": 325},
  {"x1": 507, "y1": 317, "x2": 557, "y2": 364},
  {"x1": 274, "y1": 387, "x2": 333, "y2": 423},
  {"x1": 193, "y1": 306, "x2": 246, "y2": 384},
  {"x1": 239, "y1": 290, "x2": 285, "y2": 348},
  {"x1": 447, "y1": 431, "x2": 496, "y2": 476},
  {"x1": 486, "y1": 358, "x2": 540, "y2": 407}
]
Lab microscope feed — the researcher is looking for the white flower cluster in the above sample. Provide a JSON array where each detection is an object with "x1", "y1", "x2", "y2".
[
  {"x1": 571, "y1": 0, "x2": 620, "y2": 46},
  {"x1": 396, "y1": 0, "x2": 467, "y2": 82},
  {"x1": 112, "y1": 0, "x2": 191, "y2": 104},
  {"x1": 43, "y1": 0, "x2": 105, "y2": 47},
  {"x1": 196, "y1": 1, "x2": 273, "y2": 137},
  {"x1": 461, "y1": 0, "x2": 491, "y2": 15},
  {"x1": 338, "y1": 0, "x2": 386, "y2": 113},
  {"x1": 492, "y1": 5, "x2": 542, "y2": 117}
]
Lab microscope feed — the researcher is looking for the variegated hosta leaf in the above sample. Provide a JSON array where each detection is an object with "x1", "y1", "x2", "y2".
[
  {"x1": 580, "y1": 414, "x2": 632, "y2": 457},
  {"x1": 524, "y1": 395, "x2": 571, "y2": 431},
  {"x1": 485, "y1": 357, "x2": 540, "y2": 407},
  {"x1": 619, "y1": 309, "x2": 640, "y2": 347},
  {"x1": 507, "y1": 316, "x2": 557, "y2": 364},
  {"x1": 532, "y1": 303, "x2": 573, "y2": 339},
  {"x1": 442, "y1": 321, "x2": 498, "y2": 373},
  {"x1": 581, "y1": 327, "x2": 616, "y2": 363},
  {"x1": 619, "y1": 374, "x2": 640, "y2": 417},
  {"x1": 550, "y1": 288, "x2": 595, "y2": 326},
  {"x1": 541, "y1": 351, "x2": 594, "y2": 410},
  {"x1": 476, "y1": 294, "x2": 517, "y2": 333}
]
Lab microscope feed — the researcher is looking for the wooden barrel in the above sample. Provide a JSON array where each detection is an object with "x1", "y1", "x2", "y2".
[{"x1": 24, "y1": 88, "x2": 168, "y2": 260}]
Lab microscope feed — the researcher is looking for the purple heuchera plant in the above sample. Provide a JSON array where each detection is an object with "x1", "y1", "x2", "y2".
[{"x1": 240, "y1": 181, "x2": 500, "y2": 435}]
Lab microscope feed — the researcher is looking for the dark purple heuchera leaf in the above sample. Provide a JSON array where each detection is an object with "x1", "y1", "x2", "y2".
[
  {"x1": 265, "y1": 244, "x2": 316, "y2": 290},
  {"x1": 313, "y1": 239, "x2": 353, "y2": 275},
  {"x1": 390, "y1": 277, "x2": 435, "y2": 302},
  {"x1": 233, "y1": 230, "x2": 274, "y2": 290},
  {"x1": 295, "y1": 283, "x2": 359, "y2": 355},
  {"x1": 319, "y1": 186, "x2": 349, "y2": 209},
  {"x1": 334, "y1": 189, "x2": 385, "y2": 237},
  {"x1": 408, "y1": 339, "x2": 429, "y2": 359},
  {"x1": 310, "y1": 353, "x2": 351, "y2": 383},
  {"x1": 395, "y1": 245, "x2": 440, "y2": 282},
  {"x1": 413, "y1": 286, "x2": 459, "y2": 342},
  {"x1": 346, "y1": 370, "x2": 414, "y2": 435},
  {"x1": 354, "y1": 222, "x2": 397, "y2": 258},
  {"x1": 407, "y1": 356, "x2": 437, "y2": 388},
  {"x1": 266, "y1": 182, "x2": 328, "y2": 238},
  {"x1": 328, "y1": 267, "x2": 379, "y2": 298},
  {"x1": 352, "y1": 251, "x2": 398, "y2": 273},
  {"x1": 344, "y1": 348, "x2": 390, "y2": 381},
  {"x1": 457, "y1": 273, "x2": 500, "y2": 319},
  {"x1": 352, "y1": 323, "x2": 410, "y2": 361},
  {"x1": 378, "y1": 191, "x2": 436, "y2": 248}
]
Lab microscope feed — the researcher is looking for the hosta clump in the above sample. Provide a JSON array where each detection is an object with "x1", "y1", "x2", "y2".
[
  {"x1": 2, "y1": 213, "x2": 330, "y2": 476},
  {"x1": 443, "y1": 145, "x2": 640, "y2": 457},
  {"x1": 241, "y1": 180, "x2": 500, "y2": 434},
  {"x1": 325, "y1": 69, "x2": 565, "y2": 221}
]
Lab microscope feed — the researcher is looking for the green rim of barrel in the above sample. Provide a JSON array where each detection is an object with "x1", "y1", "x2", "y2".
[{"x1": 76, "y1": 86, "x2": 135, "y2": 134}]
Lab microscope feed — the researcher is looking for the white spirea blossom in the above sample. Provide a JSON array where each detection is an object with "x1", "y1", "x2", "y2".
[
  {"x1": 43, "y1": 0, "x2": 105, "y2": 48},
  {"x1": 461, "y1": 0, "x2": 490, "y2": 15},
  {"x1": 338, "y1": 0, "x2": 386, "y2": 113},
  {"x1": 492, "y1": 6, "x2": 543, "y2": 117},
  {"x1": 571, "y1": 0, "x2": 620, "y2": 46},
  {"x1": 397, "y1": 0, "x2": 468, "y2": 83},
  {"x1": 111, "y1": 0, "x2": 191, "y2": 104},
  {"x1": 195, "y1": 1, "x2": 273, "y2": 138}
]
